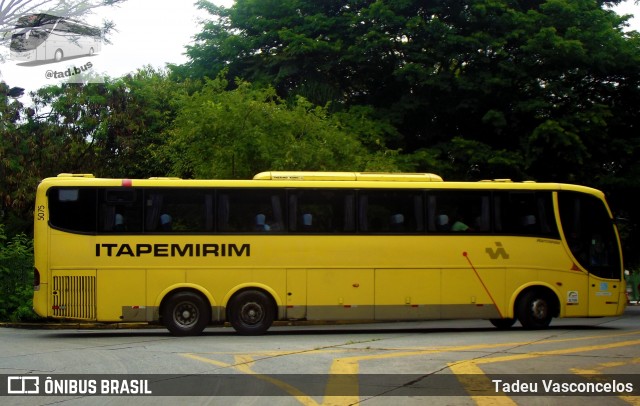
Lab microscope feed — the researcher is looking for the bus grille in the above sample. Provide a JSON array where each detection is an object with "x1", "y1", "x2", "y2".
[{"x1": 52, "y1": 275, "x2": 96, "y2": 320}]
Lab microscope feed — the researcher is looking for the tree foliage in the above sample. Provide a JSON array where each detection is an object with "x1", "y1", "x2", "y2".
[
  {"x1": 0, "y1": 224, "x2": 36, "y2": 322},
  {"x1": 179, "y1": 0, "x2": 640, "y2": 184},
  {"x1": 167, "y1": 75, "x2": 403, "y2": 179}
]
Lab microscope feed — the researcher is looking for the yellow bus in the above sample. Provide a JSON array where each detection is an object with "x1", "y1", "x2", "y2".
[{"x1": 32, "y1": 172, "x2": 626, "y2": 335}]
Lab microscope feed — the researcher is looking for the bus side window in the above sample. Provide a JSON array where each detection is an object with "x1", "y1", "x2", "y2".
[
  {"x1": 494, "y1": 191, "x2": 558, "y2": 237},
  {"x1": 428, "y1": 191, "x2": 489, "y2": 233},
  {"x1": 359, "y1": 190, "x2": 423, "y2": 233},
  {"x1": 144, "y1": 189, "x2": 210, "y2": 233},
  {"x1": 218, "y1": 189, "x2": 284, "y2": 233},
  {"x1": 49, "y1": 187, "x2": 97, "y2": 233},
  {"x1": 289, "y1": 189, "x2": 354, "y2": 233},
  {"x1": 99, "y1": 189, "x2": 142, "y2": 233}
]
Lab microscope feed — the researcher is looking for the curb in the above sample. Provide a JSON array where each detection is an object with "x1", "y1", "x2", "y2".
[{"x1": 0, "y1": 322, "x2": 159, "y2": 330}]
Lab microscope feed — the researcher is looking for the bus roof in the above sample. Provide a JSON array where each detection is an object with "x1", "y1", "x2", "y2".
[{"x1": 40, "y1": 172, "x2": 604, "y2": 196}]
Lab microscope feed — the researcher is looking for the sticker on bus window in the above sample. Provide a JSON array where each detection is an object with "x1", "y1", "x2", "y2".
[{"x1": 567, "y1": 291, "x2": 579, "y2": 304}]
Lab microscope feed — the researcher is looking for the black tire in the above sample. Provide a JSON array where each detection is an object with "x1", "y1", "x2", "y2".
[
  {"x1": 517, "y1": 291, "x2": 553, "y2": 330},
  {"x1": 54, "y1": 49, "x2": 63, "y2": 62},
  {"x1": 228, "y1": 290, "x2": 275, "y2": 335},
  {"x1": 490, "y1": 318, "x2": 517, "y2": 329},
  {"x1": 163, "y1": 291, "x2": 210, "y2": 336}
]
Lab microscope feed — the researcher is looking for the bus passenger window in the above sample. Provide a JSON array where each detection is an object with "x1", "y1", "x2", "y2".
[
  {"x1": 428, "y1": 191, "x2": 489, "y2": 234},
  {"x1": 288, "y1": 189, "x2": 354, "y2": 233},
  {"x1": 493, "y1": 191, "x2": 557, "y2": 237},
  {"x1": 49, "y1": 187, "x2": 97, "y2": 233},
  {"x1": 359, "y1": 190, "x2": 423, "y2": 233},
  {"x1": 144, "y1": 189, "x2": 209, "y2": 233},
  {"x1": 218, "y1": 189, "x2": 284, "y2": 233},
  {"x1": 99, "y1": 189, "x2": 143, "y2": 233}
]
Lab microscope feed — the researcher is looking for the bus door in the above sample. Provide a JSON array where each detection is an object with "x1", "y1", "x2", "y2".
[
  {"x1": 586, "y1": 232, "x2": 624, "y2": 316},
  {"x1": 558, "y1": 192, "x2": 623, "y2": 317}
]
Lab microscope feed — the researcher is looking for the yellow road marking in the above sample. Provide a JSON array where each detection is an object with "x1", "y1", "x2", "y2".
[
  {"x1": 571, "y1": 358, "x2": 640, "y2": 406},
  {"x1": 184, "y1": 353, "x2": 321, "y2": 405},
  {"x1": 182, "y1": 329, "x2": 640, "y2": 405},
  {"x1": 449, "y1": 339, "x2": 640, "y2": 405}
]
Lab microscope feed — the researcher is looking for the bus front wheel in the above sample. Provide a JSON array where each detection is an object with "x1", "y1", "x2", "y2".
[
  {"x1": 163, "y1": 291, "x2": 210, "y2": 336},
  {"x1": 228, "y1": 290, "x2": 275, "y2": 335},
  {"x1": 517, "y1": 291, "x2": 553, "y2": 329},
  {"x1": 54, "y1": 49, "x2": 63, "y2": 62}
]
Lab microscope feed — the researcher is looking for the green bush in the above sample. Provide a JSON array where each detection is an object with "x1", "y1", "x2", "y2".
[{"x1": 0, "y1": 225, "x2": 39, "y2": 322}]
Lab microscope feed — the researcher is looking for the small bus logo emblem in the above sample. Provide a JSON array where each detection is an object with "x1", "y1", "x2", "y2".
[{"x1": 486, "y1": 242, "x2": 510, "y2": 259}]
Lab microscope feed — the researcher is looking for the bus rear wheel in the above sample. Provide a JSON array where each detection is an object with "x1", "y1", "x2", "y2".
[
  {"x1": 163, "y1": 291, "x2": 210, "y2": 336},
  {"x1": 228, "y1": 290, "x2": 274, "y2": 335},
  {"x1": 517, "y1": 291, "x2": 553, "y2": 330}
]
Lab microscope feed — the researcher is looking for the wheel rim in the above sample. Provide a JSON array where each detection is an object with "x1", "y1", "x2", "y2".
[
  {"x1": 240, "y1": 301, "x2": 264, "y2": 326},
  {"x1": 173, "y1": 301, "x2": 198, "y2": 328},
  {"x1": 531, "y1": 298, "x2": 548, "y2": 320}
]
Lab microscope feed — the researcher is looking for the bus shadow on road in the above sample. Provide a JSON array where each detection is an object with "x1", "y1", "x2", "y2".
[{"x1": 39, "y1": 322, "x2": 621, "y2": 339}]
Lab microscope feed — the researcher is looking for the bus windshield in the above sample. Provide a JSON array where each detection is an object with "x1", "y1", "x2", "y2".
[{"x1": 558, "y1": 192, "x2": 621, "y2": 280}]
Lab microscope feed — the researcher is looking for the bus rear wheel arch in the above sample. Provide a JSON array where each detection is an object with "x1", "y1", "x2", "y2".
[
  {"x1": 516, "y1": 288, "x2": 559, "y2": 330},
  {"x1": 162, "y1": 290, "x2": 211, "y2": 336},
  {"x1": 227, "y1": 289, "x2": 276, "y2": 335}
]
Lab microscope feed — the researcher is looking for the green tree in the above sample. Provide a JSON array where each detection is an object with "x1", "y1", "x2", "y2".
[
  {"x1": 166, "y1": 76, "x2": 402, "y2": 179},
  {"x1": 179, "y1": 0, "x2": 640, "y2": 183},
  {"x1": 0, "y1": 82, "x2": 41, "y2": 233},
  {"x1": 29, "y1": 67, "x2": 184, "y2": 179},
  {"x1": 0, "y1": 224, "x2": 36, "y2": 322}
]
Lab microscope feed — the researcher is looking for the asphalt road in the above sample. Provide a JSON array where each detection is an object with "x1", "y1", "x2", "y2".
[{"x1": 1, "y1": 307, "x2": 639, "y2": 406}]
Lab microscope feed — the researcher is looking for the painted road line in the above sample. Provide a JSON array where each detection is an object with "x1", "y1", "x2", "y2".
[
  {"x1": 182, "y1": 329, "x2": 640, "y2": 405},
  {"x1": 449, "y1": 339, "x2": 640, "y2": 405}
]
